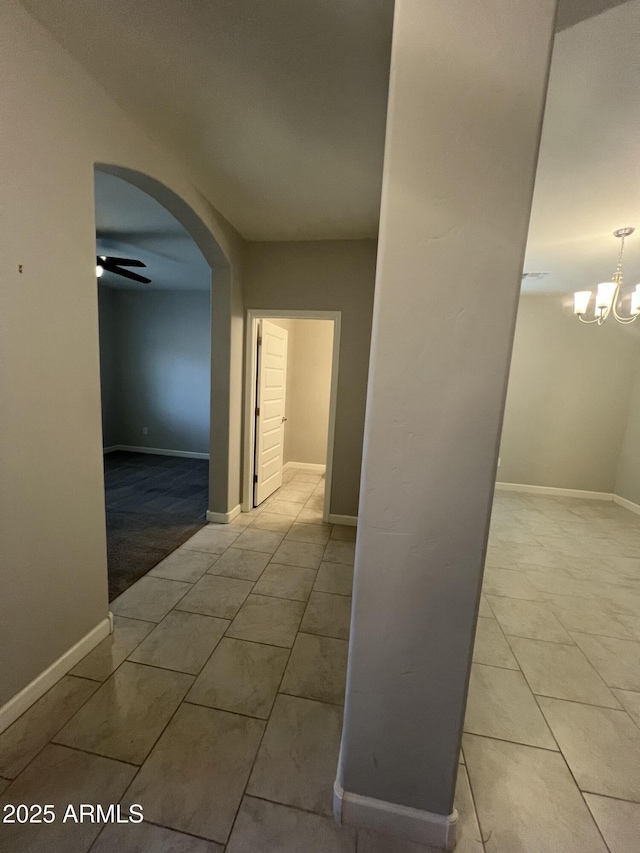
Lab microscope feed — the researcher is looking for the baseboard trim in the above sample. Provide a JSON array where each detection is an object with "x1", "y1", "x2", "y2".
[
  {"x1": 104, "y1": 445, "x2": 209, "y2": 460},
  {"x1": 613, "y1": 494, "x2": 640, "y2": 516},
  {"x1": 284, "y1": 461, "x2": 327, "y2": 473},
  {"x1": 333, "y1": 782, "x2": 458, "y2": 851},
  {"x1": 0, "y1": 616, "x2": 111, "y2": 736},
  {"x1": 328, "y1": 514, "x2": 358, "y2": 527},
  {"x1": 495, "y1": 482, "x2": 614, "y2": 501},
  {"x1": 207, "y1": 505, "x2": 241, "y2": 524}
]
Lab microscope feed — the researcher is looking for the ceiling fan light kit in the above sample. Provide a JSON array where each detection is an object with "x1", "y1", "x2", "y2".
[
  {"x1": 96, "y1": 255, "x2": 151, "y2": 284},
  {"x1": 573, "y1": 227, "x2": 640, "y2": 325}
]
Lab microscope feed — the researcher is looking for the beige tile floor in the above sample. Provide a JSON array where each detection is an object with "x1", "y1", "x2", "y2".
[
  {"x1": 2, "y1": 482, "x2": 640, "y2": 850},
  {"x1": 467, "y1": 492, "x2": 640, "y2": 853}
]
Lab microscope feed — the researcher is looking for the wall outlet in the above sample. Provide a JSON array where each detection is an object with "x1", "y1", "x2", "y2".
[
  {"x1": 142, "y1": 427, "x2": 148, "y2": 435},
  {"x1": 498, "y1": 456, "x2": 501, "y2": 467}
]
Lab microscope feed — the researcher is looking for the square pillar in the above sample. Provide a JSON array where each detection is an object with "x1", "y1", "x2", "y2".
[{"x1": 335, "y1": 0, "x2": 557, "y2": 848}]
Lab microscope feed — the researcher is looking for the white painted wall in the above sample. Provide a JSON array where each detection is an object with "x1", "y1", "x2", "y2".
[
  {"x1": 499, "y1": 295, "x2": 640, "y2": 492},
  {"x1": 99, "y1": 288, "x2": 212, "y2": 455},
  {"x1": 271, "y1": 319, "x2": 333, "y2": 466},
  {"x1": 244, "y1": 241, "x2": 376, "y2": 516},
  {"x1": 337, "y1": 0, "x2": 556, "y2": 836},
  {"x1": 0, "y1": 0, "x2": 243, "y2": 710}
]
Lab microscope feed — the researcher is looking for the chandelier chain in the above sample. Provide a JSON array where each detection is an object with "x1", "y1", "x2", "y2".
[{"x1": 616, "y1": 233, "x2": 626, "y2": 280}]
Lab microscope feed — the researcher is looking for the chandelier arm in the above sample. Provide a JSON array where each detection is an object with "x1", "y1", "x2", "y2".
[
  {"x1": 612, "y1": 313, "x2": 637, "y2": 325},
  {"x1": 577, "y1": 315, "x2": 600, "y2": 325},
  {"x1": 612, "y1": 299, "x2": 637, "y2": 323},
  {"x1": 610, "y1": 273, "x2": 639, "y2": 323},
  {"x1": 610, "y1": 277, "x2": 624, "y2": 321}
]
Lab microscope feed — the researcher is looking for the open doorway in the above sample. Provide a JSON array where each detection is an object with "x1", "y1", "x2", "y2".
[
  {"x1": 94, "y1": 169, "x2": 212, "y2": 598},
  {"x1": 242, "y1": 310, "x2": 341, "y2": 522}
]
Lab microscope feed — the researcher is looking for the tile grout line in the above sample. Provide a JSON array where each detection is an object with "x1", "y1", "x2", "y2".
[
  {"x1": 531, "y1": 691, "x2": 615, "y2": 853},
  {"x1": 206, "y1": 484, "x2": 350, "y2": 846},
  {"x1": 461, "y1": 730, "x2": 562, "y2": 755},
  {"x1": 46, "y1": 740, "x2": 143, "y2": 769},
  {"x1": 474, "y1": 603, "x2": 523, "y2": 674},
  {"x1": 108, "y1": 536, "x2": 263, "y2": 846},
  {"x1": 457, "y1": 756, "x2": 488, "y2": 852},
  {"x1": 0, "y1": 605, "x2": 191, "y2": 784},
  {"x1": 0, "y1": 671, "x2": 113, "y2": 784},
  {"x1": 220, "y1": 600, "x2": 299, "y2": 848},
  {"x1": 504, "y1": 633, "x2": 628, "y2": 711},
  {"x1": 578, "y1": 788, "x2": 640, "y2": 806}
]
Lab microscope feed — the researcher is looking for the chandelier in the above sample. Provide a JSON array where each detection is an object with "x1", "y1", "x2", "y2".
[{"x1": 574, "y1": 227, "x2": 639, "y2": 325}]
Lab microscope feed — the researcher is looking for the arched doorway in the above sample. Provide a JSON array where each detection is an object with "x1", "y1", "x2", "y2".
[{"x1": 93, "y1": 165, "x2": 232, "y2": 597}]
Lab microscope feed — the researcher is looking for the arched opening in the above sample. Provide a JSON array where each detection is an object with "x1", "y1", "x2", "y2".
[{"x1": 93, "y1": 165, "x2": 232, "y2": 598}]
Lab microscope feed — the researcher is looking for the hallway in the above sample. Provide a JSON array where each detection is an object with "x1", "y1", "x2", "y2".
[
  {"x1": 0, "y1": 468, "x2": 384, "y2": 851},
  {"x1": 1, "y1": 481, "x2": 640, "y2": 850}
]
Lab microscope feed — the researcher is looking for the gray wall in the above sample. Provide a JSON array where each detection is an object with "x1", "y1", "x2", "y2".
[
  {"x1": 98, "y1": 286, "x2": 120, "y2": 448},
  {"x1": 499, "y1": 295, "x2": 640, "y2": 493},
  {"x1": 285, "y1": 319, "x2": 333, "y2": 466},
  {"x1": 1, "y1": 1, "x2": 242, "y2": 714},
  {"x1": 244, "y1": 241, "x2": 376, "y2": 517},
  {"x1": 271, "y1": 318, "x2": 334, "y2": 466},
  {"x1": 98, "y1": 287, "x2": 211, "y2": 455},
  {"x1": 615, "y1": 360, "x2": 640, "y2": 504}
]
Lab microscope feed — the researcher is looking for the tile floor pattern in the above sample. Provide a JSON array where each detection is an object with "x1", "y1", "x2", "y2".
[{"x1": 2, "y1": 484, "x2": 640, "y2": 850}]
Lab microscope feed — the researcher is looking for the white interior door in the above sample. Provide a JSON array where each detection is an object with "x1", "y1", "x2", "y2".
[{"x1": 254, "y1": 319, "x2": 288, "y2": 506}]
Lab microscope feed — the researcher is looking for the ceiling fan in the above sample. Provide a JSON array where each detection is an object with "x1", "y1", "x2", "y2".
[{"x1": 96, "y1": 255, "x2": 151, "y2": 284}]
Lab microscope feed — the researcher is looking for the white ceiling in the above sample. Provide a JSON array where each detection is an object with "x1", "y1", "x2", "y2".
[
  {"x1": 21, "y1": 0, "x2": 394, "y2": 241},
  {"x1": 94, "y1": 171, "x2": 210, "y2": 291},
  {"x1": 555, "y1": 0, "x2": 631, "y2": 29},
  {"x1": 21, "y1": 0, "x2": 639, "y2": 289}
]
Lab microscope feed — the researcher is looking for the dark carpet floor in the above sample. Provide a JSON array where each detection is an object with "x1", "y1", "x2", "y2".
[{"x1": 104, "y1": 451, "x2": 208, "y2": 600}]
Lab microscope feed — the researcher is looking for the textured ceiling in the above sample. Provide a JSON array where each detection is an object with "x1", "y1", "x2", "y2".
[{"x1": 94, "y1": 171, "x2": 210, "y2": 291}]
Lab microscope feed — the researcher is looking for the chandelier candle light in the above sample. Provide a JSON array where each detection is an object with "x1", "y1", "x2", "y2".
[{"x1": 574, "y1": 227, "x2": 640, "y2": 325}]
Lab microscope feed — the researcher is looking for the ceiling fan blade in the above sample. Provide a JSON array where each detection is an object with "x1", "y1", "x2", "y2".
[
  {"x1": 108, "y1": 267, "x2": 152, "y2": 284},
  {"x1": 99, "y1": 256, "x2": 146, "y2": 268}
]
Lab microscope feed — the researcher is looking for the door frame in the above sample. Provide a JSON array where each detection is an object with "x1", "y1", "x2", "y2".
[{"x1": 242, "y1": 309, "x2": 342, "y2": 522}]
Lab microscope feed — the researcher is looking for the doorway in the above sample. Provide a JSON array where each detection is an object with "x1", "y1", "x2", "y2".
[
  {"x1": 243, "y1": 310, "x2": 341, "y2": 522},
  {"x1": 94, "y1": 168, "x2": 213, "y2": 598}
]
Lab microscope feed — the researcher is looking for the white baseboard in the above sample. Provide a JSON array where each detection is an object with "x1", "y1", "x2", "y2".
[
  {"x1": 207, "y1": 504, "x2": 241, "y2": 524},
  {"x1": 613, "y1": 494, "x2": 640, "y2": 516},
  {"x1": 284, "y1": 461, "x2": 326, "y2": 473},
  {"x1": 334, "y1": 782, "x2": 458, "y2": 851},
  {"x1": 495, "y1": 482, "x2": 614, "y2": 501},
  {"x1": 0, "y1": 616, "x2": 111, "y2": 736},
  {"x1": 329, "y1": 514, "x2": 358, "y2": 527},
  {"x1": 105, "y1": 445, "x2": 209, "y2": 460}
]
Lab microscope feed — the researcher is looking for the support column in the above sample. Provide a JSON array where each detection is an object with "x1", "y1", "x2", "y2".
[{"x1": 335, "y1": 0, "x2": 557, "y2": 849}]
